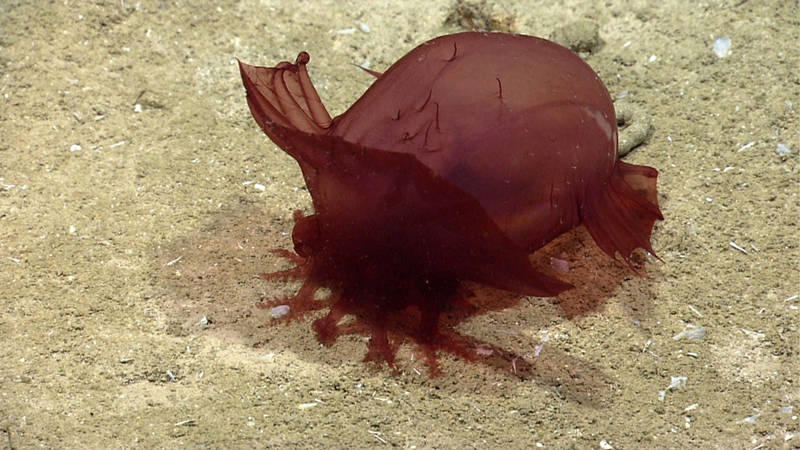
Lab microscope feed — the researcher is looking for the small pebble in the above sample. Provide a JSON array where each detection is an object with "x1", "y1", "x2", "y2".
[
  {"x1": 713, "y1": 37, "x2": 731, "y2": 58},
  {"x1": 548, "y1": 19, "x2": 600, "y2": 53},
  {"x1": 615, "y1": 102, "x2": 654, "y2": 156}
]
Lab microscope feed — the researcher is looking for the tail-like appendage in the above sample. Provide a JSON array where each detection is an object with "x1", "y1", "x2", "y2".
[{"x1": 581, "y1": 161, "x2": 663, "y2": 268}]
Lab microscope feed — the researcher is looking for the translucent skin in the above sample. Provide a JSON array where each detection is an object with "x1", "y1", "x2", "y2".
[
  {"x1": 334, "y1": 33, "x2": 615, "y2": 250},
  {"x1": 238, "y1": 32, "x2": 663, "y2": 373},
  {"x1": 333, "y1": 33, "x2": 661, "y2": 256}
]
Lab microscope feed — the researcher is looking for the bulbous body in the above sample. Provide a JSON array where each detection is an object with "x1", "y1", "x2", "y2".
[
  {"x1": 238, "y1": 32, "x2": 662, "y2": 373},
  {"x1": 334, "y1": 33, "x2": 620, "y2": 250}
]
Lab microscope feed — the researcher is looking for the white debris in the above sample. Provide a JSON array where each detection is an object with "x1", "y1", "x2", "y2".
[
  {"x1": 673, "y1": 324, "x2": 706, "y2": 341},
  {"x1": 661, "y1": 376, "x2": 688, "y2": 399},
  {"x1": 550, "y1": 257, "x2": 569, "y2": 273},
  {"x1": 736, "y1": 141, "x2": 755, "y2": 152},
  {"x1": 667, "y1": 376, "x2": 687, "y2": 390},
  {"x1": 736, "y1": 413, "x2": 760, "y2": 424},
  {"x1": 741, "y1": 328, "x2": 765, "y2": 339},
  {"x1": 253, "y1": 183, "x2": 266, "y2": 191},
  {"x1": 358, "y1": 22, "x2": 370, "y2": 33},
  {"x1": 70, "y1": 144, "x2": 82, "y2": 152},
  {"x1": 475, "y1": 344, "x2": 493, "y2": 356},
  {"x1": 166, "y1": 255, "x2": 183, "y2": 266},
  {"x1": 599, "y1": 440, "x2": 614, "y2": 449},
  {"x1": 270, "y1": 305, "x2": 290, "y2": 319},
  {"x1": 729, "y1": 241, "x2": 748, "y2": 254},
  {"x1": 776, "y1": 143, "x2": 791, "y2": 156},
  {"x1": 712, "y1": 37, "x2": 731, "y2": 58},
  {"x1": 368, "y1": 430, "x2": 387, "y2": 444}
]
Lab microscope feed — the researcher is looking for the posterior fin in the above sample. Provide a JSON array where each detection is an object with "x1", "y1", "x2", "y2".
[
  {"x1": 238, "y1": 52, "x2": 332, "y2": 145},
  {"x1": 581, "y1": 161, "x2": 664, "y2": 268}
]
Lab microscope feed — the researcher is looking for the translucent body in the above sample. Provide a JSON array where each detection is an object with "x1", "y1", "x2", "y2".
[{"x1": 239, "y1": 32, "x2": 663, "y2": 373}]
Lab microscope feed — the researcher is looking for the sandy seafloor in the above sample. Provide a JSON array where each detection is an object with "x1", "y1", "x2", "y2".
[{"x1": 1, "y1": 0, "x2": 798, "y2": 448}]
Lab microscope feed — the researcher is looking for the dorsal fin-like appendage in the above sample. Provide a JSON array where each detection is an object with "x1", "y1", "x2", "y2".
[{"x1": 238, "y1": 52, "x2": 332, "y2": 141}]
